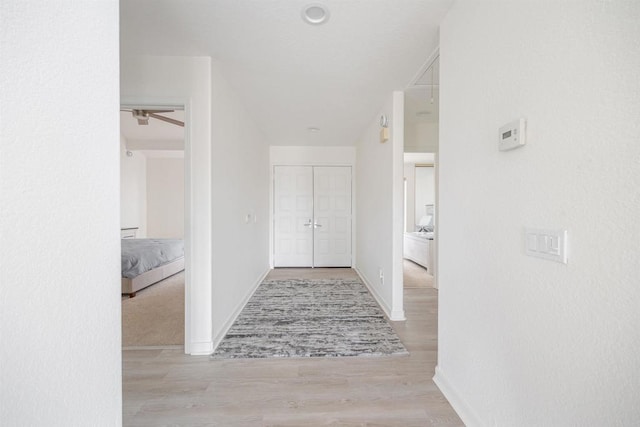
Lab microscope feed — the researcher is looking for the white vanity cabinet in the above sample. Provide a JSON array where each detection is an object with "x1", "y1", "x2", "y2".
[{"x1": 403, "y1": 232, "x2": 434, "y2": 272}]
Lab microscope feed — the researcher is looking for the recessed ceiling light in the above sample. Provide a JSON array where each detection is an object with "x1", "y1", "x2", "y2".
[
  {"x1": 308, "y1": 127, "x2": 320, "y2": 132},
  {"x1": 302, "y1": 4, "x2": 330, "y2": 25}
]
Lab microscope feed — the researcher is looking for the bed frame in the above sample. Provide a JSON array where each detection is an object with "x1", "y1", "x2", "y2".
[{"x1": 121, "y1": 257, "x2": 185, "y2": 298}]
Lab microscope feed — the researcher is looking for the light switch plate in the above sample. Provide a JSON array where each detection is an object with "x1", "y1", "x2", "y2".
[{"x1": 524, "y1": 228, "x2": 567, "y2": 264}]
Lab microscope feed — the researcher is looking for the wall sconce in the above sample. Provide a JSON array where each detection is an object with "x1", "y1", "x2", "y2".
[{"x1": 379, "y1": 114, "x2": 389, "y2": 143}]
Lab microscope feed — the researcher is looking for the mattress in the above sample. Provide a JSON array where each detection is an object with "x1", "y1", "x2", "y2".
[
  {"x1": 408, "y1": 231, "x2": 434, "y2": 240},
  {"x1": 121, "y1": 238, "x2": 184, "y2": 278}
]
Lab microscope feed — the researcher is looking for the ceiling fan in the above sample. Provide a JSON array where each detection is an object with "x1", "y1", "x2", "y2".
[{"x1": 121, "y1": 109, "x2": 184, "y2": 127}]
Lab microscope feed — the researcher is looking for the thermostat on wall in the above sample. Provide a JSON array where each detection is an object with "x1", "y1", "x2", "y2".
[{"x1": 499, "y1": 118, "x2": 526, "y2": 151}]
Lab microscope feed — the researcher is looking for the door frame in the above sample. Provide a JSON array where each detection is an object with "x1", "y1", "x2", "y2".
[
  {"x1": 272, "y1": 165, "x2": 353, "y2": 268},
  {"x1": 269, "y1": 147, "x2": 357, "y2": 269},
  {"x1": 401, "y1": 47, "x2": 441, "y2": 291},
  {"x1": 120, "y1": 100, "x2": 193, "y2": 351}
]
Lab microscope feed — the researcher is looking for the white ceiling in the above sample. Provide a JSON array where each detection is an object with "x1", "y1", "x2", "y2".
[
  {"x1": 120, "y1": 110, "x2": 185, "y2": 150},
  {"x1": 120, "y1": 0, "x2": 451, "y2": 147},
  {"x1": 405, "y1": 56, "x2": 439, "y2": 125},
  {"x1": 405, "y1": 86, "x2": 439, "y2": 125}
]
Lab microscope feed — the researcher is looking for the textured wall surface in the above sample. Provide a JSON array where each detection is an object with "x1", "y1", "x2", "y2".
[
  {"x1": 0, "y1": 0, "x2": 122, "y2": 424},
  {"x1": 355, "y1": 92, "x2": 405, "y2": 320},
  {"x1": 436, "y1": 1, "x2": 640, "y2": 425},
  {"x1": 210, "y1": 65, "x2": 271, "y2": 346}
]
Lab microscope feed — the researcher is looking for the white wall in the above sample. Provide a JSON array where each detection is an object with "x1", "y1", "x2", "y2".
[
  {"x1": 435, "y1": 1, "x2": 640, "y2": 426},
  {"x1": 405, "y1": 121, "x2": 439, "y2": 153},
  {"x1": 0, "y1": 1, "x2": 121, "y2": 424},
  {"x1": 404, "y1": 163, "x2": 416, "y2": 232},
  {"x1": 146, "y1": 157, "x2": 184, "y2": 238},
  {"x1": 120, "y1": 136, "x2": 147, "y2": 237},
  {"x1": 211, "y1": 65, "x2": 271, "y2": 347},
  {"x1": 404, "y1": 163, "x2": 435, "y2": 232},
  {"x1": 414, "y1": 166, "x2": 435, "y2": 222},
  {"x1": 270, "y1": 146, "x2": 357, "y2": 166},
  {"x1": 355, "y1": 92, "x2": 405, "y2": 321},
  {"x1": 120, "y1": 55, "x2": 213, "y2": 354}
]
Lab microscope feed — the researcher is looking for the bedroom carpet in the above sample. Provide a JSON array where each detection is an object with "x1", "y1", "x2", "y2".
[
  {"x1": 403, "y1": 259, "x2": 434, "y2": 288},
  {"x1": 211, "y1": 274, "x2": 408, "y2": 359},
  {"x1": 121, "y1": 271, "x2": 184, "y2": 347}
]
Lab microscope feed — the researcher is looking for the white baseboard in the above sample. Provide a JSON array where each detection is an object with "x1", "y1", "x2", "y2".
[
  {"x1": 354, "y1": 267, "x2": 405, "y2": 321},
  {"x1": 433, "y1": 365, "x2": 483, "y2": 427},
  {"x1": 389, "y1": 306, "x2": 406, "y2": 321},
  {"x1": 210, "y1": 267, "x2": 270, "y2": 352},
  {"x1": 189, "y1": 341, "x2": 214, "y2": 356},
  {"x1": 123, "y1": 345, "x2": 184, "y2": 351}
]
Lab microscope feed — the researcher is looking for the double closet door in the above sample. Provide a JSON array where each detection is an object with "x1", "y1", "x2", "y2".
[{"x1": 274, "y1": 166, "x2": 352, "y2": 267}]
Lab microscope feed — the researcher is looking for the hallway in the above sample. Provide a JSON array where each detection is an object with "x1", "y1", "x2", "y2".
[{"x1": 122, "y1": 269, "x2": 462, "y2": 425}]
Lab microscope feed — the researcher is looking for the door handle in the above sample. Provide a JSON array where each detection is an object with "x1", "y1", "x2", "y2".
[
  {"x1": 313, "y1": 222, "x2": 322, "y2": 228},
  {"x1": 303, "y1": 219, "x2": 313, "y2": 227}
]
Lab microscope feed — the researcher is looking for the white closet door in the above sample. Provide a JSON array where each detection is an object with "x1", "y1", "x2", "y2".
[
  {"x1": 273, "y1": 166, "x2": 314, "y2": 267},
  {"x1": 313, "y1": 166, "x2": 352, "y2": 267}
]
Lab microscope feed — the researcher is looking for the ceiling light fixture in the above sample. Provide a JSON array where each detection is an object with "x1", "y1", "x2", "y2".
[
  {"x1": 308, "y1": 127, "x2": 320, "y2": 132},
  {"x1": 302, "y1": 4, "x2": 330, "y2": 25}
]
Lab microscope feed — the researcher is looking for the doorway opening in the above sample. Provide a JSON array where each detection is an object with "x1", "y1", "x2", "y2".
[
  {"x1": 273, "y1": 165, "x2": 353, "y2": 268},
  {"x1": 402, "y1": 53, "x2": 439, "y2": 290},
  {"x1": 119, "y1": 105, "x2": 188, "y2": 348}
]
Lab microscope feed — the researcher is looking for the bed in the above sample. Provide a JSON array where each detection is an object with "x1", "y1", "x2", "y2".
[
  {"x1": 404, "y1": 231, "x2": 434, "y2": 271},
  {"x1": 404, "y1": 211, "x2": 435, "y2": 272},
  {"x1": 121, "y1": 238, "x2": 185, "y2": 297}
]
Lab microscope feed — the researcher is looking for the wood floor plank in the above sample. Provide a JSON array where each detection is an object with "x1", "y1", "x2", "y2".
[{"x1": 122, "y1": 268, "x2": 463, "y2": 426}]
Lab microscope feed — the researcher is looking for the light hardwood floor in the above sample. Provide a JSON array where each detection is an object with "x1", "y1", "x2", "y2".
[
  {"x1": 122, "y1": 268, "x2": 462, "y2": 426},
  {"x1": 403, "y1": 259, "x2": 434, "y2": 289}
]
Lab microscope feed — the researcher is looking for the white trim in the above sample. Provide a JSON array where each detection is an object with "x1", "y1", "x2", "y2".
[
  {"x1": 407, "y1": 47, "x2": 440, "y2": 89},
  {"x1": 211, "y1": 267, "x2": 271, "y2": 352},
  {"x1": 269, "y1": 147, "x2": 357, "y2": 269},
  {"x1": 433, "y1": 152, "x2": 439, "y2": 289},
  {"x1": 189, "y1": 341, "x2": 214, "y2": 356},
  {"x1": 433, "y1": 366, "x2": 483, "y2": 427},
  {"x1": 355, "y1": 267, "x2": 406, "y2": 321},
  {"x1": 391, "y1": 91, "x2": 406, "y2": 320},
  {"x1": 122, "y1": 345, "x2": 183, "y2": 351}
]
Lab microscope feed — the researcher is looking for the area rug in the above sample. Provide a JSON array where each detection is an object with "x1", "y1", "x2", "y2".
[{"x1": 211, "y1": 278, "x2": 408, "y2": 359}]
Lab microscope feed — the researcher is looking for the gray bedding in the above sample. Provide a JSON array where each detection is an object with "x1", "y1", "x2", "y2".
[{"x1": 121, "y1": 238, "x2": 184, "y2": 279}]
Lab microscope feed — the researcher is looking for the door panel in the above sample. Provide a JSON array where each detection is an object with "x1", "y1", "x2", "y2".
[
  {"x1": 274, "y1": 165, "x2": 352, "y2": 267},
  {"x1": 274, "y1": 166, "x2": 313, "y2": 267},
  {"x1": 313, "y1": 166, "x2": 352, "y2": 267}
]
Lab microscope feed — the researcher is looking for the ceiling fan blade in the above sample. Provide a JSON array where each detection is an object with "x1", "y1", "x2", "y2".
[{"x1": 148, "y1": 113, "x2": 184, "y2": 127}]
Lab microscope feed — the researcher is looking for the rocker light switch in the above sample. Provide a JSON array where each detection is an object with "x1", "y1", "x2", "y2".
[{"x1": 524, "y1": 228, "x2": 568, "y2": 264}]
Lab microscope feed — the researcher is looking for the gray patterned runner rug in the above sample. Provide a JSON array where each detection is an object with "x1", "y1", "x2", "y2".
[{"x1": 211, "y1": 278, "x2": 408, "y2": 359}]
